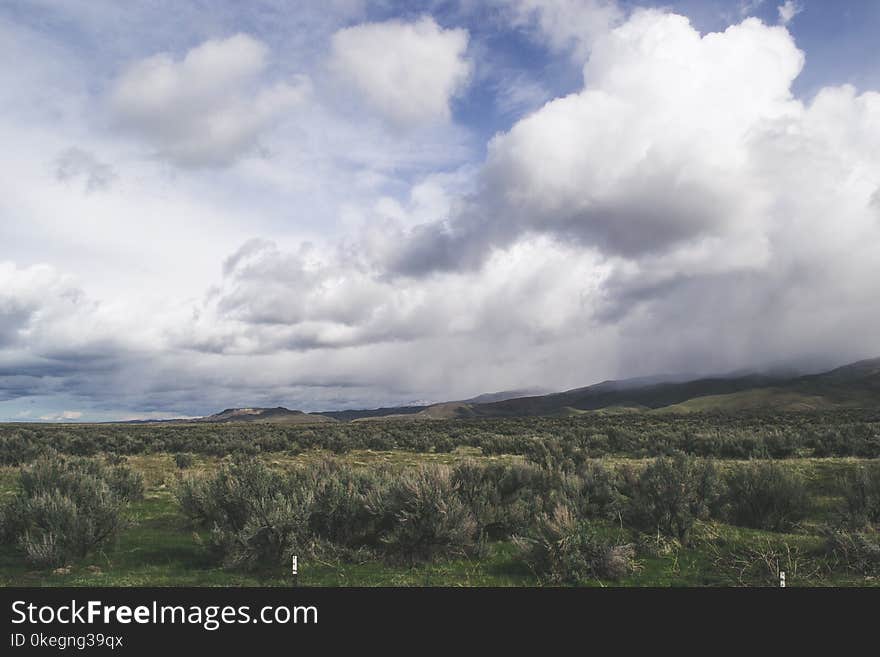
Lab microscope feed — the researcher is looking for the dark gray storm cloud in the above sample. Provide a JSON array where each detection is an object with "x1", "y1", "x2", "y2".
[{"x1": 386, "y1": 201, "x2": 509, "y2": 277}]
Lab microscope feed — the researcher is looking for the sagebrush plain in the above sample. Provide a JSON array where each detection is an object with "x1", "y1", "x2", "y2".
[{"x1": 1, "y1": 411, "x2": 878, "y2": 587}]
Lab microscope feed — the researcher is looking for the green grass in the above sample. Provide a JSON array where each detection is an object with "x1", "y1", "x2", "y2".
[{"x1": 656, "y1": 389, "x2": 835, "y2": 413}]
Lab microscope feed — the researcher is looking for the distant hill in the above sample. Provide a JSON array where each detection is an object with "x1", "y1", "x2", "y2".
[
  {"x1": 167, "y1": 357, "x2": 880, "y2": 425},
  {"x1": 462, "y1": 374, "x2": 783, "y2": 417},
  {"x1": 460, "y1": 389, "x2": 550, "y2": 404},
  {"x1": 318, "y1": 405, "x2": 426, "y2": 422},
  {"x1": 196, "y1": 407, "x2": 336, "y2": 424},
  {"x1": 372, "y1": 357, "x2": 880, "y2": 420},
  {"x1": 456, "y1": 357, "x2": 880, "y2": 418},
  {"x1": 316, "y1": 389, "x2": 547, "y2": 421}
]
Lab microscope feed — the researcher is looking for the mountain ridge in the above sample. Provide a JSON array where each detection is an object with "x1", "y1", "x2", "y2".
[
  {"x1": 113, "y1": 356, "x2": 880, "y2": 424},
  {"x1": 357, "y1": 357, "x2": 880, "y2": 420}
]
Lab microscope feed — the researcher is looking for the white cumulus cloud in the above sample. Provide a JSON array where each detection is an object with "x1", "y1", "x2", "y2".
[
  {"x1": 329, "y1": 16, "x2": 471, "y2": 127},
  {"x1": 110, "y1": 33, "x2": 310, "y2": 167}
]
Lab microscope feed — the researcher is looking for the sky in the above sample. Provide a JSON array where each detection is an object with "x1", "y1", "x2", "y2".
[{"x1": 1, "y1": 0, "x2": 879, "y2": 421}]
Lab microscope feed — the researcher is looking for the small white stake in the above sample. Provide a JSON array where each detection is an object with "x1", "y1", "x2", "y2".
[
  {"x1": 292, "y1": 555, "x2": 298, "y2": 576},
  {"x1": 779, "y1": 571, "x2": 785, "y2": 588}
]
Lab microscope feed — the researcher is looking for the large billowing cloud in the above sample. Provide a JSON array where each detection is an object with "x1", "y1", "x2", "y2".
[
  {"x1": 390, "y1": 12, "x2": 806, "y2": 273},
  {"x1": 329, "y1": 16, "x2": 471, "y2": 127},
  {"x1": 380, "y1": 10, "x2": 880, "y2": 372},
  {"x1": 190, "y1": 10, "x2": 880, "y2": 383},
  {"x1": 110, "y1": 34, "x2": 310, "y2": 167}
]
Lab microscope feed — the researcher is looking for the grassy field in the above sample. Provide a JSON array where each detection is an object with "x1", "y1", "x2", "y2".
[{"x1": 1, "y1": 449, "x2": 876, "y2": 587}]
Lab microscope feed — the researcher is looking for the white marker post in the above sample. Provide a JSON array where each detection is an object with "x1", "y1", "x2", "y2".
[
  {"x1": 292, "y1": 555, "x2": 299, "y2": 587},
  {"x1": 779, "y1": 571, "x2": 785, "y2": 588}
]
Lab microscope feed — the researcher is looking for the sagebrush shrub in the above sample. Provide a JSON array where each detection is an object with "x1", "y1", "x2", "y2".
[
  {"x1": 838, "y1": 465, "x2": 880, "y2": 527},
  {"x1": 516, "y1": 505, "x2": 636, "y2": 585},
  {"x1": 369, "y1": 465, "x2": 478, "y2": 563},
  {"x1": 175, "y1": 458, "x2": 314, "y2": 569},
  {"x1": 577, "y1": 461, "x2": 627, "y2": 520},
  {"x1": 724, "y1": 462, "x2": 810, "y2": 532},
  {"x1": 304, "y1": 458, "x2": 392, "y2": 547},
  {"x1": 824, "y1": 526, "x2": 880, "y2": 574},
  {"x1": 211, "y1": 495, "x2": 312, "y2": 570},
  {"x1": 629, "y1": 454, "x2": 723, "y2": 543},
  {"x1": 0, "y1": 453, "x2": 142, "y2": 567},
  {"x1": 105, "y1": 453, "x2": 127, "y2": 466},
  {"x1": 178, "y1": 459, "x2": 481, "y2": 568},
  {"x1": 174, "y1": 453, "x2": 195, "y2": 470},
  {"x1": 451, "y1": 461, "x2": 549, "y2": 539}
]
